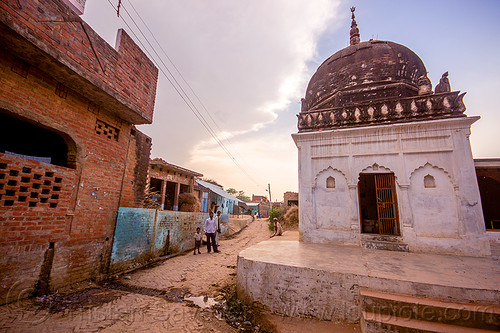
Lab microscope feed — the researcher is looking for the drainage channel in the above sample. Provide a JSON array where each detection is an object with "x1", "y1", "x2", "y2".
[
  {"x1": 101, "y1": 280, "x2": 189, "y2": 303},
  {"x1": 102, "y1": 280, "x2": 222, "y2": 309}
]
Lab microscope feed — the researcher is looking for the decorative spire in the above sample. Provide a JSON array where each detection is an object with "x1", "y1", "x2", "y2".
[{"x1": 350, "y1": 6, "x2": 360, "y2": 45}]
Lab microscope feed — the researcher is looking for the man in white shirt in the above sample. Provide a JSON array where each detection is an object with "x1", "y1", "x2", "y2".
[{"x1": 204, "y1": 211, "x2": 219, "y2": 253}]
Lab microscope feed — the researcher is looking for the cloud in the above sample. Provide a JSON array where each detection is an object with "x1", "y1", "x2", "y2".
[{"x1": 83, "y1": 0, "x2": 343, "y2": 200}]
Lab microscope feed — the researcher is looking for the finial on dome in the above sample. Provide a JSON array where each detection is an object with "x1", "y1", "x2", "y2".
[{"x1": 350, "y1": 6, "x2": 360, "y2": 45}]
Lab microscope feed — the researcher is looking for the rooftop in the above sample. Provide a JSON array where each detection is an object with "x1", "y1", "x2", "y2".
[
  {"x1": 150, "y1": 158, "x2": 203, "y2": 177},
  {"x1": 0, "y1": 0, "x2": 158, "y2": 124}
]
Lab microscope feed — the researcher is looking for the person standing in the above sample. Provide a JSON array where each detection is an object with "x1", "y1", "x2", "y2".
[
  {"x1": 193, "y1": 227, "x2": 202, "y2": 255},
  {"x1": 204, "y1": 211, "x2": 219, "y2": 253},
  {"x1": 215, "y1": 211, "x2": 222, "y2": 246}
]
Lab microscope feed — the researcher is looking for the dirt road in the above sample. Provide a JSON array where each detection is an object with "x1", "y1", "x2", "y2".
[{"x1": 0, "y1": 217, "x2": 272, "y2": 332}]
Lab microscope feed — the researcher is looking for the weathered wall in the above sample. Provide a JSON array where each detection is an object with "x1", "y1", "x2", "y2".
[
  {"x1": 0, "y1": 0, "x2": 158, "y2": 124},
  {"x1": 149, "y1": 165, "x2": 195, "y2": 187},
  {"x1": 0, "y1": 0, "x2": 157, "y2": 304},
  {"x1": 119, "y1": 129, "x2": 152, "y2": 208},
  {"x1": 110, "y1": 208, "x2": 230, "y2": 273},
  {"x1": 292, "y1": 117, "x2": 490, "y2": 256}
]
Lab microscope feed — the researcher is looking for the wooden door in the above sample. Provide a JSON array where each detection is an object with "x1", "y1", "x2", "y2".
[{"x1": 374, "y1": 174, "x2": 400, "y2": 235}]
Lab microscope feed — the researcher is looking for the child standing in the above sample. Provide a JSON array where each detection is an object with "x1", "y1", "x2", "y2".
[{"x1": 194, "y1": 227, "x2": 202, "y2": 255}]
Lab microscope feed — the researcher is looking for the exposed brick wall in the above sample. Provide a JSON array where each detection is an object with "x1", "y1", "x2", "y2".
[
  {"x1": 0, "y1": 0, "x2": 158, "y2": 124},
  {"x1": 119, "y1": 128, "x2": 152, "y2": 208},
  {"x1": 149, "y1": 166, "x2": 196, "y2": 187},
  {"x1": 0, "y1": 0, "x2": 157, "y2": 303}
]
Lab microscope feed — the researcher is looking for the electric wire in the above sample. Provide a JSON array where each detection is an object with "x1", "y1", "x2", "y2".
[
  {"x1": 127, "y1": 1, "x2": 247, "y2": 158},
  {"x1": 106, "y1": 0, "x2": 261, "y2": 188},
  {"x1": 127, "y1": 0, "x2": 260, "y2": 188}
]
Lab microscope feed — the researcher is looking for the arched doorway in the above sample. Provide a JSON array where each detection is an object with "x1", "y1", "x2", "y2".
[{"x1": 358, "y1": 173, "x2": 400, "y2": 235}]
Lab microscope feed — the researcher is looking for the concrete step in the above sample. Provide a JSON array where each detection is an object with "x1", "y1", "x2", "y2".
[
  {"x1": 360, "y1": 289, "x2": 500, "y2": 332},
  {"x1": 361, "y1": 239, "x2": 409, "y2": 252},
  {"x1": 362, "y1": 311, "x2": 498, "y2": 333}
]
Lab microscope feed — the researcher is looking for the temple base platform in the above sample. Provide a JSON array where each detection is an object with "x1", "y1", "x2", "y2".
[{"x1": 237, "y1": 232, "x2": 500, "y2": 332}]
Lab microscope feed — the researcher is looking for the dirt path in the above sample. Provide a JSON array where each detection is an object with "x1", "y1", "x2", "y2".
[
  {"x1": 124, "y1": 216, "x2": 270, "y2": 296},
  {"x1": 0, "y1": 218, "x2": 272, "y2": 333}
]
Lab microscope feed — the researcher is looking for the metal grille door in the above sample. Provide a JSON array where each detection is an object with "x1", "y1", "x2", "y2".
[{"x1": 375, "y1": 174, "x2": 399, "y2": 235}]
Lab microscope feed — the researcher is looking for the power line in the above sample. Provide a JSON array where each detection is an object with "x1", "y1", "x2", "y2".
[
  {"x1": 106, "y1": 0, "x2": 261, "y2": 187},
  {"x1": 127, "y1": 1, "x2": 246, "y2": 157}
]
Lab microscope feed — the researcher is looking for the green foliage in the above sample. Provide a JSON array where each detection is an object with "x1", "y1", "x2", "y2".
[
  {"x1": 268, "y1": 207, "x2": 285, "y2": 231},
  {"x1": 226, "y1": 188, "x2": 250, "y2": 201},
  {"x1": 226, "y1": 188, "x2": 237, "y2": 195},
  {"x1": 236, "y1": 190, "x2": 251, "y2": 202}
]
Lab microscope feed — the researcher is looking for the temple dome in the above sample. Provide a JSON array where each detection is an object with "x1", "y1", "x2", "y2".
[{"x1": 303, "y1": 40, "x2": 427, "y2": 111}]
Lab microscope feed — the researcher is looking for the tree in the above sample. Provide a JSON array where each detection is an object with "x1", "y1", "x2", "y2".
[
  {"x1": 237, "y1": 190, "x2": 251, "y2": 202},
  {"x1": 225, "y1": 187, "x2": 250, "y2": 201}
]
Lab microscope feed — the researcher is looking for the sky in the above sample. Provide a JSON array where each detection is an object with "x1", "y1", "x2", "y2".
[{"x1": 82, "y1": 0, "x2": 500, "y2": 202}]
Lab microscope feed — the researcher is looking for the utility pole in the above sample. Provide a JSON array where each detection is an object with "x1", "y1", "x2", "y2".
[{"x1": 267, "y1": 183, "x2": 272, "y2": 203}]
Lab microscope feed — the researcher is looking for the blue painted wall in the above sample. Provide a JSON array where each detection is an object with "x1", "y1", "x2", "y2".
[
  {"x1": 111, "y1": 208, "x2": 156, "y2": 267},
  {"x1": 110, "y1": 208, "x2": 230, "y2": 273}
]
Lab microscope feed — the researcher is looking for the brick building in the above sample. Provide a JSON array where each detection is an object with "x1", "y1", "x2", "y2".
[
  {"x1": 0, "y1": 0, "x2": 158, "y2": 303},
  {"x1": 149, "y1": 158, "x2": 203, "y2": 211},
  {"x1": 251, "y1": 195, "x2": 270, "y2": 218},
  {"x1": 283, "y1": 191, "x2": 298, "y2": 207}
]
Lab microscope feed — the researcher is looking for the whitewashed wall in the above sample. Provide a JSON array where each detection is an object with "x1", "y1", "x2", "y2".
[{"x1": 293, "y1": 117, "x2": 491, "y2": 256}]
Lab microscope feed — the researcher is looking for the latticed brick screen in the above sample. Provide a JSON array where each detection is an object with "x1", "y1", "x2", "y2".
[
  {"x1": 95, "y1": 119, "x2": 120, "y2": 141},
  {"x1": 0, "y1": 154, "x2": 72, "y2": 209}
]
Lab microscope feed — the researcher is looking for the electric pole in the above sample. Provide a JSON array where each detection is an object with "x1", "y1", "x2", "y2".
[{"x1": 268, "y1": 183, "x2": 272, "y2": 203}]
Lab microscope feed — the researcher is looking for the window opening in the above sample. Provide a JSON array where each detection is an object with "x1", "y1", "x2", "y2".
[
  {"x1": 424, "y1": 174, "x2": 436, "y2": 188},
  {"x1": 0, "y1": 111, "x2": 75, "y2": 168},
  {"x1": 55, "y1": 82, "x2": 68, "y2": 99},
  {"x1": 326, "y1": 176, "x2": 336, "y2": 188},
  {"x1": 11, "y1": 57, "x2": 30, "y2": 77},
  {"x1": 95, "y1": 119, "x2": 119, "y2": 141}
]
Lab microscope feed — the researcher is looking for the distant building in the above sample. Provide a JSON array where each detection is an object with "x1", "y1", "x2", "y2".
[
  {"x1": 283, "y1": 191, "x2": 298, "y2": 207},
  {"x1": 148, "y1": 158, "x2": 202, "y2": 211},
  {"x1": 251, "y1": 194, "x2": 270, "y2": 218},
  {"x1": 0, "y1": 0, "x2": 158, "y2": 303},
  {"x1": 242, "y1": 202, "x2": 260, "y2": 216},
  {"x1": 195, "y1": 179, "x2": 241, "y2": 214}
]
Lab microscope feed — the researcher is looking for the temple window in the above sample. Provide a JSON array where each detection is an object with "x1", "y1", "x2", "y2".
[
  {"x1": 326, "y1": 176, "x2": 336, "y2": 188},
  {"x1": 424, "y1": 175, "x2": 436, "y2": 188}
]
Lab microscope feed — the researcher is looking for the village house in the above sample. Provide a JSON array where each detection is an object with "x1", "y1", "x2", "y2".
[
  {"x1": 195, "y1": 179, "x2": 241, "y2": 214},
  {"x1": 251, "y1": 194, "x2": 270, "y2": 218},
  {"x1": 148, "y1": 158, "x2": 203, "y2": 211},
  {"x1": 240, "y1": 202, "x2": 259, "y2": 216},
  {"x1": 0, "y1": 0, "x2": 158, "y2": 304},
  {"x1": 283, "y1": 191, "x2": 298, "y2": 207}
]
